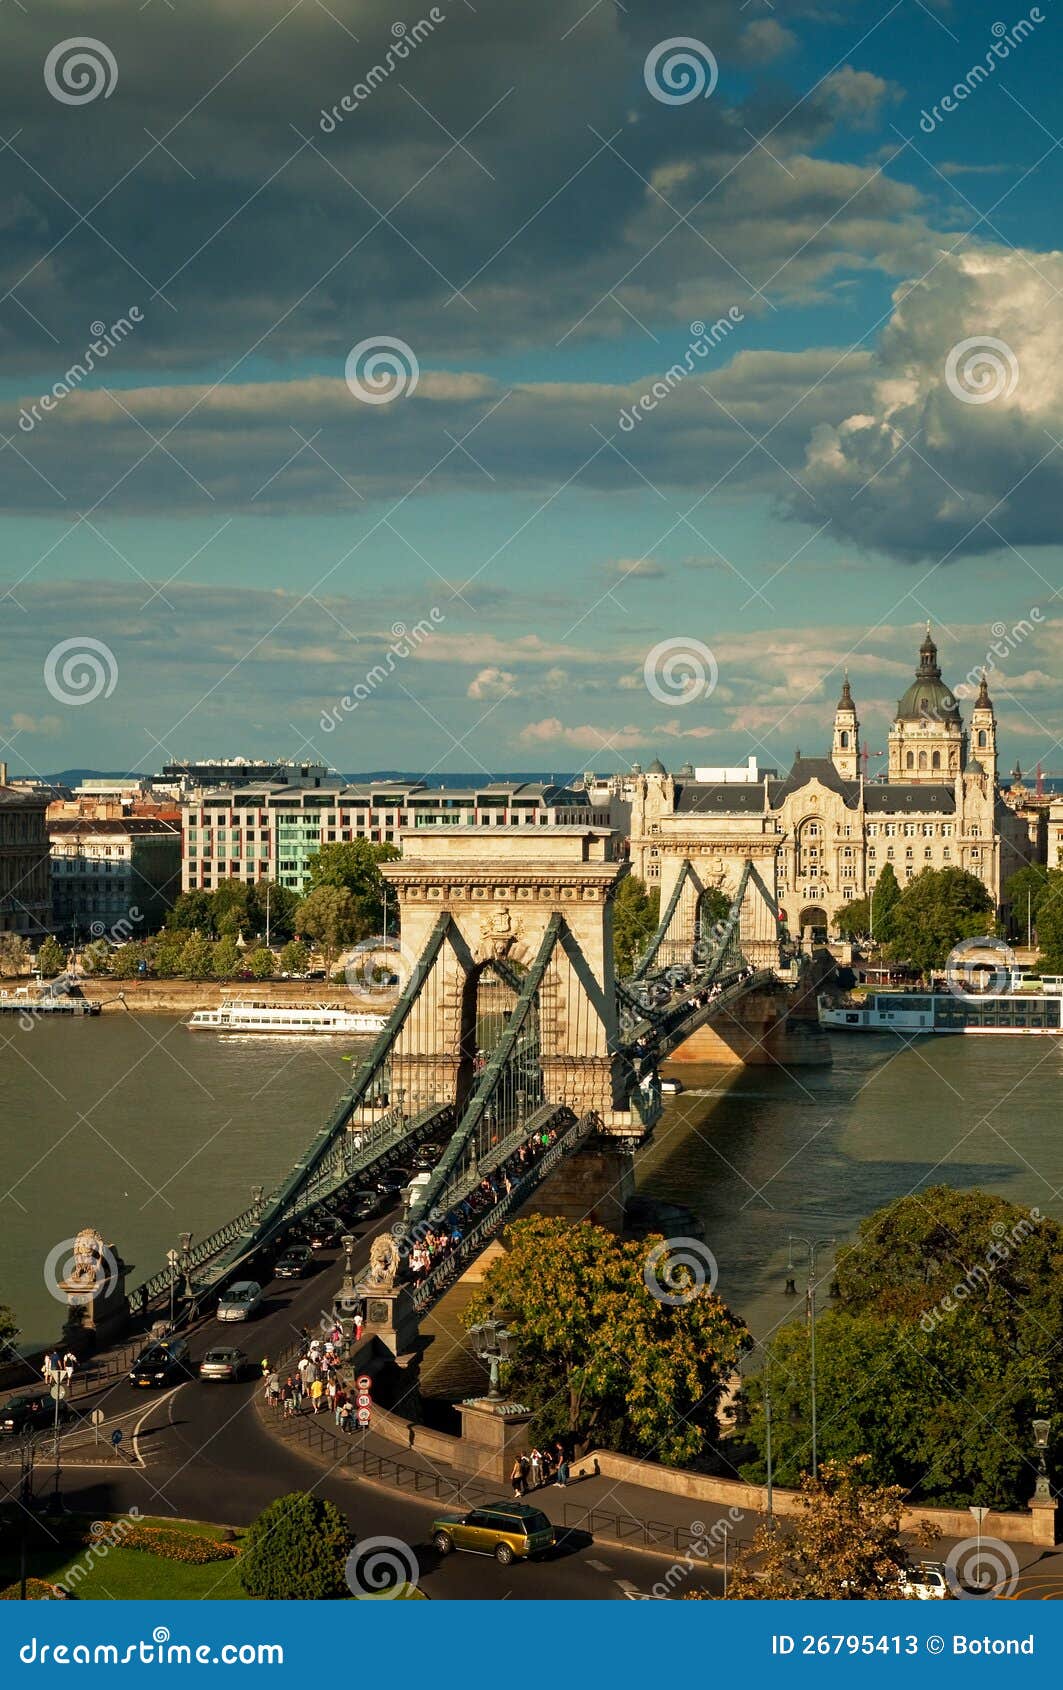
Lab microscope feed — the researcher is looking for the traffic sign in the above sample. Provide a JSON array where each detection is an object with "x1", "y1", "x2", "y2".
[
  {"x1": 356, "y1": 1375, "x2": 371, "y2": 1391},
  {"x1": 111, "y1": 1428, "x2": 123, "y2": 1447},
  {"x1": 969, "y1": 1505, "x2": 989, "y2": 1524},
  {"x1": 355, "y1": 1392, "x2": 372, "y2": 1409},
  {"x1": 49, "y1": 1384, "x2": 67, "y2": 1402},
  {"x1": 356, "y1": 1406, "x2": 371, "y2": 1426},
  {"x1": 90, "y1": 1408, "x2": 105, "y2": 1425}
]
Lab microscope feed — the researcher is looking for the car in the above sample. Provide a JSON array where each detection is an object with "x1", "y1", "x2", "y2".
[
  {"x1": 899, "y1": 1561, "x2": 950, "y2": 1600},
  {"x1": 274, "y1": 1246, "x2": 313, "y2": 1279},
  {"x1": 430, "y1": 1503, "x2": 555, "y2": 1565},
  {"x1": 216, "y1": 1280, "x2": 263, "y2": 1322},
  {"x1": 374, "y1": 1166, "x2": 412, "y2": 1196},
  {"x1": 198, "y1": 1347, "x2": 251, "y2": 1382},
  {"x1": 413, "y1": 1143, "x2": 443, "y2": 1171},
  {"x1": 0, "y1": 1392, "x2": 70, "y2": 1436},
  {"x1": 305, "y1": 1217, "x2": 343, "y2": 1250},
  {"x1": 344, "y1": 1190, "x2": 382, "y2": 1223},
  {"x1": 129, "y1": 1338, "x2": 193, "y2": 1387}
]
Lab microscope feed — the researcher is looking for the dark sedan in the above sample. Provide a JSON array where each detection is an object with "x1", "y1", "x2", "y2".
[{"x1": 274, "y1": 1245, "x2": 313, "y2": 1279}]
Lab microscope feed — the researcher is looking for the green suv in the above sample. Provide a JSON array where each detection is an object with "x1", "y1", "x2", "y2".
[{"x1": 430, "y1": 1502, "x2": 555, "y2": 1565}]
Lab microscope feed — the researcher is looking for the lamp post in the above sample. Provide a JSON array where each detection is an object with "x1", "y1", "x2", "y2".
[
  {"x1": 787, "y1": 1233, "x2": 835, "y2": 1480},
  {"x1": 178, "y1": 1231, "x2": 193, "y2": 1303},
  {"x1": 468, "y1": 1305, "x2": 511, "y2": 1402},
  {"x1": 166, "y1": 1249, "x2": 179, "y2": 1330},
  {"x1": 334, "y1": 1234, "x2": 358, "y2": 1340},
  {"x1": 1033, "y1": 1416, "x2": 1052, "y2": 1505}
]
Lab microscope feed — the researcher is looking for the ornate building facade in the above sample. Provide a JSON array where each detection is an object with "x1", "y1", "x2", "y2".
[{"x1": 629, "y1": 629, "x2": 1031, "y2": 936}]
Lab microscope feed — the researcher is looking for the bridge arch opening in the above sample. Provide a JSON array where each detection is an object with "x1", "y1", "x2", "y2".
[{"x1": 455, "y1": 959, "x2": 545, "y2": 1137}]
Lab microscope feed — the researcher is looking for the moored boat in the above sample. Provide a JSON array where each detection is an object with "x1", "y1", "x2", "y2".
[
  {"x1": 186, "y1": 999, "x2": 388, "y2": 1035},
  {"x1": 819, "y1": 989, "x2": 1063, "y2": 1036}
]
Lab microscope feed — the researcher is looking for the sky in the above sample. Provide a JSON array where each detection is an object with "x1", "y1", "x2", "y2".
[{"x1": 2, "y1": 0, "x2": 1062, "y2": 783}]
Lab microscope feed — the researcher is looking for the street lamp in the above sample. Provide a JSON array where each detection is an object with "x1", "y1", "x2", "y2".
[
  {"x1": 178, "y1": 1231, "x2": 193, "y2": 1303},
  {"x1": 333, "y1": 1234, "x2": 359, "y2": 1338},
  {"x1": 468, "y1": 1305, "x2": 512, "y2": 1402},
  {"x1": 166, "y1": 1249, "x2": 179, "y2": 1330},
  {"x1": 1033, "y1": 1417, "x2": 1052, "y2": 1504},
  {"x1": 787, "y1": 1233, "x2": 836, "y2": 1480}
]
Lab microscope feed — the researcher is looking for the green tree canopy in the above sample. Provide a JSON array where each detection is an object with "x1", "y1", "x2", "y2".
[
  {"x1": 212, "y1": 935, "x2": 241, "y2": 979},
  {"x1": 884, "y1": 866, "x2": 993, "y2": 973},
  {"x1": 0, "y1": 1301, "x2": 18, "y2": 1350},
  {"x1": 294, "y1": 885, "x2": 360, "y2": 970},
  {"x1": 247, "y1": 945, "x2": 275, "y2": 979},
  {"x1": 211, "y1": 878, "x2": 252, "y2": 937},
  {"x1": 1034, "y1": 872, "x2": 1063, "y2": 972},
  {"x1": 305, "y1": 840, "x2": 400, "y2": 936},
  {"x1": 36, "y1": 936, "x2": 66, "y2": 978},
  {"x1": 248, "y1": 879, "x2": 299, "y2": 940},
  {"x1": 166, "y1": 889, "x2": 217, "y2": 935},
  {"x1": 464, "y1": 1216, "x2": 749, "y2": 1466},
  {"x1": 612, "y1": 874, "x2": 660, "y2": 975},
  {"x1": 239, "y1": 1492, "x2": 353, "y2": 1600},
  {"x1": 279, "y1": 939, "x2": 310, "y2": 976},
  {"x1": 179, "y1": 933, "x2": 215, "y2": 981}
]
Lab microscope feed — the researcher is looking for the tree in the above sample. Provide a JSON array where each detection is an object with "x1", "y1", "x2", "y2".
[
  {"x1": 211, "y1": 878, "x2": 251, "y2": 938},
  {"x1": 239, "y1": 1492, "x2": 352, "y2": 1600},
  {"x1": 248, "y1": 879, "x2": 298, "y2": 940},
  {"x1": 247, "y1": 945, "x2": 275, "y2": 979},
  {"x1": 728, "y1": 1460, "x2": 931, "y2": 1600},
  {"x1": 612, "y1": 875, "x2": 660, "y2": 975},
  {"x1": 884, "y1": 866, "x2": 993, "y2": 974},
  {"x1": 869, "y1": 862, "x2": 901, "y2": 940},
  {"x1": 80, "y1": 940, "x2": 112, "y2": 976},
  {"x1": 166, "y1": 889, "x2": 216, "y2": 935},
  {"x1": 36, "y1": 936, "x2": 66, "y2": 977},
  {"x1": 279, "y1": 939, "x2": 310, "y2": 976},
  {"x1": 179, "y1": 934, "x2": 215, "y2": 980},
  {"x1": 464, "y1": 1217, "x2": 750, "y2": 1465},
  {"x1": 212, "y1": 935, "x2": 241, "y2": 979},
  {"x1": 304, "y1": 839, "x2": 400, "y2": 934},
  {"x1": 1034, "y1": 872, "x2": 1063, "y2": 972},
  {"x1": 0, "y1": 934, "x2": 32, "y2": 977},
  {"x1": 152, "y1": 934, "x2": 186, "y2": 978},
  {"x1": 295, "y1": 885, "x2": 360, "y2": 972},
  {"x1": 0, "y1": 1301, "x2": 18, "y2": 1352},
  {"x1": 739, "y1": 1188, "x2": 1063, "y2": 1509},
  {"x1": 109, "y1": 942, "x2": 150, "y2": 978},
  {"x1": 834, "y1": 893, "x2": 871, "y2": 940},
  {"x1": 1005, "y1": 864, "x2": 1049, "y2": 939}
]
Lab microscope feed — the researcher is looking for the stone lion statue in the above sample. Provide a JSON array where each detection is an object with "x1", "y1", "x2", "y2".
[
  {"x1": 68, "y1": 1228, "x2": 106, "y2": 1286},
  {"x1": 367, "y1": 1233, "x2": 401, "y2": 1289}
]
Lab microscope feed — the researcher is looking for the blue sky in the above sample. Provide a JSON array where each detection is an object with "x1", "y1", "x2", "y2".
[{"x1": 2, "y1": 0, "x2": 1061, "y2": 781}]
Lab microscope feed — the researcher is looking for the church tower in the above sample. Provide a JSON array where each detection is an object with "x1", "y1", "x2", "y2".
[
  {"x1": 969, "y1": 672, "x2": 997, "y2": 782},
  {"x1": 887, "y1": 624, "x2": 966, "y2": 783},
  {"x1": 831, "y1": 672, "x2": 860, "y2": 780}
]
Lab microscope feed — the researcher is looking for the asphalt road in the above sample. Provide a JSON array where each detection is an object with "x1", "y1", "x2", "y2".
[{"x1": 5, "y1": 1219, "x2": 718, "y2": 1602}]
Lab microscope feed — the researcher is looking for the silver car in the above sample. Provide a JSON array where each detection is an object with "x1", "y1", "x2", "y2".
[{"x1": 216, "y1": 1280, "x2": 262, "y2": 1322}]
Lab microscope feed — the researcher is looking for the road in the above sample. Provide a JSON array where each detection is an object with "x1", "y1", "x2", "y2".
[{"x1": 3, "y1": 1218, "x2": 718, "y2": 1602}]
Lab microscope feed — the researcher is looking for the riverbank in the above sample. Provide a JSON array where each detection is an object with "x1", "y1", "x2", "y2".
[{"x1": 5, "y1": 975, "x2": 400, "y2": 1016}]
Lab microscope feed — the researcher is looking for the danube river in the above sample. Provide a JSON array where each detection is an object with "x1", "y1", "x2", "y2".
[{"x1": 2, "y1": 1015, "x2": 1062, "y2": 1359}]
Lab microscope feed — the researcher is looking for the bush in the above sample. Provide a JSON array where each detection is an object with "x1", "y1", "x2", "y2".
[
  {"x1": 239, "y1": 1492, "x2": 352, "y2": 1599},
  {"x1": 0, "y1": 1578, "x2": 69, "y2": 1600}
]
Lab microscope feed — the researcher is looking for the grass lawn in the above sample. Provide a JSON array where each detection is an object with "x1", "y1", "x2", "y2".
[{"x1": 0, "y1": 1515, "x2": 251, "y2": 1601}]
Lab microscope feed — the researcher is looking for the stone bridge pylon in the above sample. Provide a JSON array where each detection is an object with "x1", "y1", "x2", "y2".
[{"x1": 380, "y1": 826, "x2": 634, "y2": 1130}]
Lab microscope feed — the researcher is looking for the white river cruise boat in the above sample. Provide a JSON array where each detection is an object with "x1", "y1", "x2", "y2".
[
  {"x1": 187, "y1": 999, "x2": 388, "y2": 1036},
  {"x1": 819, "y1": 988, "x2": 1063, "y2": 1037}
]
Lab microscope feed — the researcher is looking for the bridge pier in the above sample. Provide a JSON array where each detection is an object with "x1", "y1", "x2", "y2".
[
  {"x1": 526, "y1": 1137, "x2": 636, "y2": 1232},
  {"x1": 666, "y1": 983, "x2": 831, "y2": 1066}
]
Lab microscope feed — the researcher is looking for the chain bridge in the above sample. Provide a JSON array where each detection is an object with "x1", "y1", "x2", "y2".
[{"x1": 129, "y1": 827, "x2": 811, "y2": 1345}]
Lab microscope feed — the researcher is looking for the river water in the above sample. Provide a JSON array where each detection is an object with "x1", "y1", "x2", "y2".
[{"x1": 3, "y1": 1015, "x2": 1062, "y2": 1362}]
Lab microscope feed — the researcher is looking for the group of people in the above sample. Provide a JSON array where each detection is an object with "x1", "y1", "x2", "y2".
[
  {"x1": 404, "y1": 1126, "x2": 560, "y2": 1286},
  {"x1": 264, "y1": 1327, "x2": 351, "y2": 1420},
  {"x1": 509, "y1": 1443, "x2": 571, "y2": 1495},
  {"x1": 41, "y1": 1349, "x2": 77, "y2": 1387}
]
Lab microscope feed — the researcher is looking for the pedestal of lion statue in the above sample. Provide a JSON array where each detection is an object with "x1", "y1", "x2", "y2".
[
  {"x1": 57, "y1": 1227, "x2": 129, "y2": 1352},
  {"x1": 356, "y1": 1232, "x2": 422, "y2": 1359}
]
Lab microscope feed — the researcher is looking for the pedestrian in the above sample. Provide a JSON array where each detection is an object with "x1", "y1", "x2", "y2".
[
  {"x1": 520, "y1": 1451, "x2": 530, "y2": 1492},
  {"x1": 510, "y1": 1456, "x2": 525, "y2": 1499},
  {"x1": 309, "y1": 1376, "x2": 324, "y2": 1414},
  {"x1": 338, "y1": 1400, "x2": 352, "y2": 1434},
  {"x1": 61, "y1": 1350, "x2": 76, "y2": 1385},
  {"x1": 556, "y1": 1449, "x2": 570, "y2": 1487},
  {"x1": 283, "y1": 1376, "x2": 297, "y2": 1418},
  {"x1": 353, "y1": 1307, "x2": 364, "y2": 1344},
  {"x1": 266, "y1": 1371, "x2": 280, "y2": 1407},
  {"x1": 529, "y1": 1447, "x2": 543, "y2": 1489}
]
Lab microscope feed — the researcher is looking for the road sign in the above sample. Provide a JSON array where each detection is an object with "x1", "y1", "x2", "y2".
[
  {"x1": 969, "y1": 1505, "x2": 989, "y2": 1524},
  {"x1": 90, "y1": 1408, "x2": 105, "y2": 1425},
  {"x1": 355, "y1": 1392, "x2": 372, "y2": 1409},
  {"x1": 49, "y1": 1384, "x2": 67, "y2": 1402},
  {"x1": 111, "y1": 1428, "x2": 123, "y2": 1447},
  {"x1": 356, "y1": 1406, "x2": 371, "y2": 1426},
  {"x1": 356, "y1": 1375, "x2": 371, "y2": 1391}
]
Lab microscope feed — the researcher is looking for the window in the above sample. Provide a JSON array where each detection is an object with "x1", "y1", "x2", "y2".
[
  {"x1": 932, "y1": 751, "x2": 941, "y2": 769},
  {"x1": 906, "y1": 751, "x2": 914, "y2": 770},
  {"x1": 918, "y1": 751, "x2": 927, "y2": 770},
  {"x1": 840, "y1": 730, "x2": 849, "y2": 748},
  {"x1": 922, "y1": 823, "x2": 934, "y2": 837},
  {"x1": 977, "y1": 730, "x2": 987, "y2": 749}
]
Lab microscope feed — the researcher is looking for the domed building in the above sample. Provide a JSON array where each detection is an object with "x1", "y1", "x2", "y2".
[{"x1": 628, "y1": 627, "x2": 1032, "y2": 940}]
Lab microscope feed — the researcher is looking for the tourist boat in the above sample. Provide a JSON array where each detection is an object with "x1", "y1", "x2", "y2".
[
  {"x1": 818, "y1": 988, "x2": 1063, "y2": 1037},
  {"x1": 0, "y1": 984, "x2": 99, "y2": 1017},
  {"x1": 186, "y1": 1000, "x2": 388, "y2": 1036}
]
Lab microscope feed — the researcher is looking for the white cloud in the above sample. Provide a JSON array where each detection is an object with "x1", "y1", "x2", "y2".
[{"x1": 467, "y1": 666, "x2": 516, "y2": 700}]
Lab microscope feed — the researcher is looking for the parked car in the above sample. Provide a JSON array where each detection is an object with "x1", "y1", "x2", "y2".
[
  {"x1": 430, "y1": 1503, "x2": 555, "y2": 1565},
  {"x1": 129, "y1": 1337, "x2": 193, "y2": 1387},
  {"x1": 899, "y1": 1561, "x2": 950, "y2": 1600},
  {"x1": 0, "y1": 1392, "x2": 70, "y2": 1436},
  {"x1": 274, "y1": 1246, "x2": 313, "y2": 1280},
  {"x1": 198, "y1": 1347, "x2": 251, "y2": 1383},
  {"x1": 216, "y1": 1281, "x2": 263, "y2": 1322}
]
